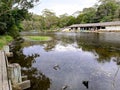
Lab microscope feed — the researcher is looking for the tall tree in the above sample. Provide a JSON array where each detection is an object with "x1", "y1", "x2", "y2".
[
  {"x1": 114, "y1": 1, "x2": 120, "y2": 20},
  {"x1": 58, "y1": 14, "x2": 76, "y2": 27},
  {"x1": 76, "y1": 7, "x2": 96, "y2": 23},
  {"x1": 66, "y1": 16, "x2": 76, "y2": 26},
  {"x1": 96, "y1": 0, "x2": 118, "y2": 22},
  {"x1": 0, "y1": 0, "x2": 39, "y2": 37},
  {"x1": 42, "y1": 9, "x2": 59, "y2": 29}
]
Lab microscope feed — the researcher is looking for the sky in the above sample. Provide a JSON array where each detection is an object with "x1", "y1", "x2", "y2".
[{"x1": 29, "y1": 0, "x2": 98, "y2": 16}]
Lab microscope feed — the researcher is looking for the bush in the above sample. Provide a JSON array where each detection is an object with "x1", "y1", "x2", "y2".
[{"x1": 0, "y1": 35, "x2": 13, "y2": 49}]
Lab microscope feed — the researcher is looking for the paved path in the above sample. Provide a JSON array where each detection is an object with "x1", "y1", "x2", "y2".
[{"x1": 0, "y1": 50, "x2": 11, "y2": 90}]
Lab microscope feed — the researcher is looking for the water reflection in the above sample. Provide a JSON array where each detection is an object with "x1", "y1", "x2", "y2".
[
  {"x1": 23, "y1": 67, "x2": 51, "y2": 90},
  {"x1": 10, "y1": 32, "x2": 120, "y2": 90},
  {"x1": 9, "y1": 39, "x2": 51, "y2": 90},
  {"x1": 52, "y1": 42, "x2": 81, "y2": 52},
  {"x1": 9, "y1": 39, "x2": 40, "y2": 68},
  {"x1": 55, "y1": 32, "x2": 120, "y2": 64}
]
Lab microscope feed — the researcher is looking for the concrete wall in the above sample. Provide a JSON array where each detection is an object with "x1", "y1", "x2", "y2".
[{"x1": 105, "y1": 26, "x2": 120, "y2": 30}]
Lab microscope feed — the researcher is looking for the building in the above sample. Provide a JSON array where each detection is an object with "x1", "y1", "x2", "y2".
[{"x1": 69, "y1": 21, "x2": 120, "y2": 31}]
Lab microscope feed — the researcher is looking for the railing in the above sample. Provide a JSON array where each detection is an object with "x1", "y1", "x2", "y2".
[{"x1": 3, "y1": 45, "x2": 30, "y2": 90}]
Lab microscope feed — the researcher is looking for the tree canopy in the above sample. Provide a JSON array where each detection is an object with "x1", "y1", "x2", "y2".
[{"x1": 0, "y1": 0, "x2": 39, "y2": 37}]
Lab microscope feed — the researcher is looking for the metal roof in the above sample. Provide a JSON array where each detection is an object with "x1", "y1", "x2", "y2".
[{"x1": 69, "y1": 21, "x2": 120, "y2": 27}]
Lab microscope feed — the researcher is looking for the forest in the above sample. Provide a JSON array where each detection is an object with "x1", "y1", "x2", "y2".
[
  {"x1": 23, "y1": 0, "x2": 120, "y2": 31},
  {"x1": 0, "y1": 0, "x2": 120, "y2": 36}
]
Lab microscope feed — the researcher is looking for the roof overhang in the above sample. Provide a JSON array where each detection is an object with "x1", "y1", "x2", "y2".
[{"x1": 69, "y1": 21, "x2": 120, "y2": 28}]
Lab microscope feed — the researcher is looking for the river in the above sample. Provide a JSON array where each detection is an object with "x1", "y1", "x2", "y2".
[{"x1": 9, "y1": 32, "x2": 120, "y2": 90}]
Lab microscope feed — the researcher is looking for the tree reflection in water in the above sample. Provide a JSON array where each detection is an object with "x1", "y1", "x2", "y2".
[
  {"x1": 8, "y1": 38, "x2": 51, "y2": 90},
  {"x1": 8, "y1": 33, "x2": 120, "y2": 90},
  {"x1": 23, "y1": 67, "x2": 51, "y2": 90},
  {"x1": 9, "y1": 38, "x2": 39, "y2": 68},
  {"x1": 55, "y1": 33, "x2": 120, "y2": 63}
]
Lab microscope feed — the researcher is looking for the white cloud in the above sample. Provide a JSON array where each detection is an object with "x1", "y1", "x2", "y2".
[
  {"x1": 52, "y1": 43, "x2": 82, "y2": 52},
  {"x1": 49, "y1": 4, "x2": 81, "y2": 15},
  {"x1": 29, "y1": 0, "x2": 98, "y2": 16}
]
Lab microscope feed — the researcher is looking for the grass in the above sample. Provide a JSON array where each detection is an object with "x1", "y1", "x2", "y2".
[
  {"x1": 0, "y1": 35, "x2": 13, "y2": 49},
  {"x1": 24, "y1": 36, "x2": 52, "y2": 41}
]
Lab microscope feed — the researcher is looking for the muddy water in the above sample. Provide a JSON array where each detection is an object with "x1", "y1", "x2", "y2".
[{"x1": 9, "y1": 32, "x2": 120, "y2": 90}]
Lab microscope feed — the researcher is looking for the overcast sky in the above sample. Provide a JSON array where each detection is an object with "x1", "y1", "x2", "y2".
[{"x1": 29, "y1": 0, "x2": 98, "y2": 16}]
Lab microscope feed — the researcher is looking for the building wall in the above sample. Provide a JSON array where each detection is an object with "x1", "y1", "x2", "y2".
[{"x1": 105, "y1": 26, "x2": 120, "y2": 30}]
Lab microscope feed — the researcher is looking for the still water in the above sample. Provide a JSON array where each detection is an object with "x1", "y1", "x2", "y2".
[{"x1": 9, "y1": 32, "x2": 120, "y2": 90}]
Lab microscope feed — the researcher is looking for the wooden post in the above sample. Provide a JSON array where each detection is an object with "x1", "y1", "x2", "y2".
[
  {"x1": 3, "y1": 45, "x2": 13, "y2": 57},
  {"x1": 8, "y1": 63, "x2": 22, "y2": 84},
  {"x1": 19, "y1": 80, "x2": 30, "y2": 90},
  {"x1": 8, "y1": 63, "x2": 31, "y2": 89}
]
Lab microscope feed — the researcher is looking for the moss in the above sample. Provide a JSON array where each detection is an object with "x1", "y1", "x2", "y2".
[
  {"x1": 0, "y1": 35, "x2": 13, "y2": 49},
  {"x1": 24, "y1": 36, "x2": 52, "y2": 41}
]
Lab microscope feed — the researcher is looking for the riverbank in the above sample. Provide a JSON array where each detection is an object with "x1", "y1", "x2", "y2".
[{"x1": 0, "y1": 35, "x2": 13, "y2": 49}]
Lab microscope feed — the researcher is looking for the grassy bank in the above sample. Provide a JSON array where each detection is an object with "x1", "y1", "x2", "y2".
[
  {"x1": 0, "y1": 35, "x2": 13, "y2": 49},
  {"x1": 24, "y1": 36, "x2": 52, "y2": 41}
]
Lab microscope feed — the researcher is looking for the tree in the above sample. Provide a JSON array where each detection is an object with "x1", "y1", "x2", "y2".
[
  {"x1": 0, "y1": 0, "x2": 39, "y2": 37},
  {"x1": 76, "y1": 7, "x2": 96, "y2": 23},
  {"x1": 114, "y1": 1, "x2": 120, "y2": 20},
  {"x1": 75, "y1": 0, "x2": 120, "y2": 24},
  {"x1": 96, "y1": 0, "x2": 118, "y2": 22},
  {"x1": 58, "y1": 14, "x2": 76, "y2": 27},
  {"x1": 66, "y1": 16, "x2": 76, "y2": 26},
  {"x1": 41, "y1": 9, "x2": 59, "y2": 30}
]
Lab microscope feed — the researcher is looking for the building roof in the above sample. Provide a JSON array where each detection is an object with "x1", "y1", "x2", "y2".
[{"x1": 69, "y1": 21, "x2": 120, "y2": 27}]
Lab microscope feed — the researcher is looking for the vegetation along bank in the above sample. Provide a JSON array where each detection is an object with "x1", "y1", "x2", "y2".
[{"x1": 0, "y1": 35, "x2": 13, "y2": 49}]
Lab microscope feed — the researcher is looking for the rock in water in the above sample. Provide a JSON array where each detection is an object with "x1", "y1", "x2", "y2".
[
  {"x1": 62, "y1": 85, "x2": 68, "y2": 90},
  {"x1": 82, "y1": 81, "x2": 89, "y2": 89},
  {"x1": 53, "y1": 64, "x2": 60, "y2": 70}
]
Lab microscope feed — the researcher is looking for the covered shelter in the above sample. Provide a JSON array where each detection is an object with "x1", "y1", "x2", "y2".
[{"x1": 69, "y1": 21, "x2": 120, "y2": 31}]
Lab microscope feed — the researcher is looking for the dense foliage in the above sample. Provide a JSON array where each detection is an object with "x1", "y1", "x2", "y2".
[
  {"x1": 0, "y1": 0, "x2": 39, "y2": 37},
  {"x1": 23, "y1": 0, "x2": 120, "y2": 31}
]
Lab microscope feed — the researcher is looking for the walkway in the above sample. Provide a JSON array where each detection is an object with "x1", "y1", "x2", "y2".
[{"x1": 0, "y1": 50, "x2": 12, "y2": 90}]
